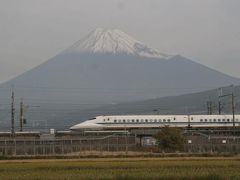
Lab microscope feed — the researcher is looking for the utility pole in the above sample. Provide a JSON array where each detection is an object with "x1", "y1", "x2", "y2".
[
  {"x1": 11, "y1": 87, "x2": 15, "y2": 136},
  {"x1": 185, "y1": 107, "x2": 191, "y2": 129},
  {"x1": 231, "y1": 85, "x2": 235, "y2": 129},
  {"x1": 218, "y1": 88, "x2": 222, "y2": 115},
  {"x1": 187, "y1": 114, "x2": 191, "y2": 129},
  {"x1": 207, "y1": 101, "x2": 213, "y2": 115},
  {"x1": 19, "y1": 98, "x2": 24, "y2": 132},
  {"x1": 218, "y1": 85, "x2": 236, "y2": 130}
]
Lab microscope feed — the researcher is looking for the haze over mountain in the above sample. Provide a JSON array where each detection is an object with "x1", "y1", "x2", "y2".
[{"x1": 0, "y1": 28, "x2": 239, "y2": 130}]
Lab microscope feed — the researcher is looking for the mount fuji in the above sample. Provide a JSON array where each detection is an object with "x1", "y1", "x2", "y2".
[
  {"x1": 64, "y1": 28, "x2": 171, "y2": 59},
  {"x1": 0, "y1": 28, "x2": 239, "y2": 130}
]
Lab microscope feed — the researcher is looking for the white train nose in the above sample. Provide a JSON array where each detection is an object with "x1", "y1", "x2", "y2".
[
  {"x1": 70, "y1": 121, "x2": 103, "y2": 131},
  {"x1": 70, "y1": 125, "x2": 80, "y2": 131}
]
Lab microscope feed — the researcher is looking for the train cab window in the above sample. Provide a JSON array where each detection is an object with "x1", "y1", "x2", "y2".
[{"x1": 200, "y1": 119, "x2": 203, "y2": 122}]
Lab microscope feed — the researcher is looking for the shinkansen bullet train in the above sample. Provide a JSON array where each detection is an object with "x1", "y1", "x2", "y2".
[{"x1": 70, "y1": 115, "x2": 240, "y2": 131}]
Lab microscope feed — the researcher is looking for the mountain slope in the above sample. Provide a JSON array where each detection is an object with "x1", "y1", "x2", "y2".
[{"x1": 1, "y1": 53, "x2": 239, "y2": 104}]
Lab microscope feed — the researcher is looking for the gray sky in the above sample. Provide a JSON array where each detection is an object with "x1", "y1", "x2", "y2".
[{"x1": 0, "y1": 0, "x2": 240, "y2": 83}]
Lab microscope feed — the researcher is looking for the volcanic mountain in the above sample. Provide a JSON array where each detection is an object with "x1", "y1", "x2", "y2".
[
  {"x1": 0, "y1": 28, "x2": 239, "y2": 130},
  {"x1": 64, "y1": 28, "x2": 170, "y2": 58}
]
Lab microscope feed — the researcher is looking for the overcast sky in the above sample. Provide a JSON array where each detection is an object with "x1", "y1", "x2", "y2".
[{"x1": 0, "y1": 0, "x2": 240, "y2": 83}]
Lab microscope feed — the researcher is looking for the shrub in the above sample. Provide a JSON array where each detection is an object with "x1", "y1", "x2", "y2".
[{"x1": 154, "y1": 126, "x2": 185, "y2": 152}]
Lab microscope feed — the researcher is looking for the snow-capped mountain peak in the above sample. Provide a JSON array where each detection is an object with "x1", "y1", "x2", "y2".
[{"x1": 65, "y1": 28, "x2": 171, "y2": 59}]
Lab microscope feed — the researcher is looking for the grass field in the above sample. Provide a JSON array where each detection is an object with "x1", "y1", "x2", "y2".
[{"x1": 0, "y1": 158, "x2": 240, "y2": 179}]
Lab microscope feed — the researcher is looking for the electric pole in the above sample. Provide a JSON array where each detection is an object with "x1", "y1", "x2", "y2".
[
  {"x1": 218, "y1": 85, "x2": 236, "y2": 130},
  {"x1": 207, "y1": 101, "x2": 213, "y2": 115},
  {"x1": 11, "y1": 87, "x2": 15, "y2": 136},
  {"x1": 19, "y1": 98, "x2": 24, "y2": 132},
  {"x1": 218, "y1": 88, "x2": 222, "y2": 115},
  {"x1": 231, "y1": 85, "x2": 235, "y2": 129}
]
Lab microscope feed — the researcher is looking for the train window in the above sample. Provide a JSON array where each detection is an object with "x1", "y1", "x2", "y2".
[
  {"x1": 222, "y1": 119, "x2": 225, "y2": 122},
  {"x1": 218, "y1": 119, "x2": 221, "y2": 122},
  {"x1": 127, "y1": 120, "x2": 130, "y2": 123},
  {"x1": 213, "y1": 119, "x2": 216, "y2": 122},
  {"x1": 191, "y1": 117, "x2": 193, "y2": 121},
  {"x1": 107, "y1": 118, "x2": 110, "y2": 121},
  {"x1": 227, "y1": 119, "x2": 230, "y2": 122},
  {"x1": 150, "y1": 119, "x2": 153, "y2": 122},
  {"x1": 141, "y1": 119, "x2": 144, "y2": 122},
  {"x1": 123, "y1": 120, "x2": 126, "y2": 123},
  {"x1": 114, "y1": 120, "x2": 117, "y2": 123},
  {"x1": 163, "y1": 119, "x2": 166, "y2": 122},
  {"x1": 145, "y1": 120, "x2": 148, "y2": 122},
  {"x1": 118, "y1": 120, "x2": 121, "y2": 123},
  {"x1": 136, "y1": 120, "x2": 139, "y2": 123},
  {"x1": 209, "y1": 119, "x2": 212, "y2": 122},
  {"x1": 132, "y1": 120, "x2": 135, "y2": 123},
  {"x1": 167, "y1": 119, "x2": 170, "y2": 122},
  {"x1": 205, "y1": 119, "x2": 208, "y2": 122},
  {"x1": 236, "y1": 119, "x2": 239, "y2": 121},
  {"x1": 174, "y1": 117, "x2": 176, "y2": 120},
  {"x1": 154, "y1": 120, "x2": 157, "y2": 123},
  {"x1": 159, "y1": 119, "x2": 162, "y2": 122},
  {"x1": 200, "y1": 119, "x2": 203, "y2": 122}
]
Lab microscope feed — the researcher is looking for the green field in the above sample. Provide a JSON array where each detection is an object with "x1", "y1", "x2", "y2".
[{"x1": 0, "y1": 158, "x2": 240, "y2": 179}]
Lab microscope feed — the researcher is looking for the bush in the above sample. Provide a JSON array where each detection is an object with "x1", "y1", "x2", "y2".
[{"x1": 154, "y1": 126, "x2": 185, "y2": 152}]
